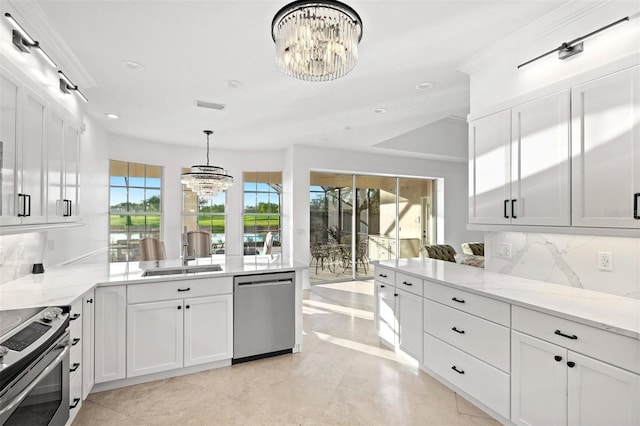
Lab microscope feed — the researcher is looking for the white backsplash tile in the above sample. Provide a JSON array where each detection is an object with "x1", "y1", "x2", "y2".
[
  {"x1": 485, "y1": 232, "x2": 640, "y2": 299},
  {"x1": 0, "y1": 232, "x2": 46, "y2": 285}
]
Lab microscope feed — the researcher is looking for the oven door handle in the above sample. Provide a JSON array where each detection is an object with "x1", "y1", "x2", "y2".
[{"x1": 0, "y1": 344, "x2": 70, "y2": 418}]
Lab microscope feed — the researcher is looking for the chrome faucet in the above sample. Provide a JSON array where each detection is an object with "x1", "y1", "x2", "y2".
[{"x1": 182, "y1": 226, "x2": 195, "y2": 266}]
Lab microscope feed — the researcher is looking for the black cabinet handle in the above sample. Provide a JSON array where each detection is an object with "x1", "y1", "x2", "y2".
[
  {"x1": 70, "y1": 363, "x2": 80, "y2": 372},
  {"x1": 394, "y1": 293, "x2": 398, "y2": 297},
  {"x1": 451, "y1": 297, "x2": 465, "y2": 304},
  {"x1": 555, "y1": 329, "x2": 577, "y2": 340},
  {"x1": 25, "y1": 194, "x2": 31, "y2": 217},
  {"x1": 18, "y1": 193, "x2": 30, "y2": 217},
  {"x1": 504, "y1": 199, "x2": 509, "y2": 219},
  {"x1": 567, "y1": 361, "x2": 576, "y2": 368},
  {"x1": 70, "y1": 398, "x2": 80, "y2": 409},
  {"x1": 511, "y1": 199, "x2": 517, "y2": 219},
  {"x1": 185, "y1": 305, "x2": 190, "y2": 309},
  {"x1": 177, "y1": 305, "x2": 182, "y2": 310},
  {"x1": 379, "y1": 274, "x2": 387, "y2": 278},
  {"x1": 68, "y1": 200, "x2": 72, "y2": 216},
  {"x1": 63, "y1": 200, "x2": 69, "y2": 217},
  {"x1": 451, "y1": 366, "x2": 465, "y2": 374},
  {"x1": 451, "y1": 327, "x2": 465, "y2": 334},
  {"x1": 380, "y1": 284, "x2": 385, "y2": 288},
  {"x1": 634, "y1": 193, "x2": 639, "y2": 219},
  {"x1": 554, "y1": 355, "x2": 563, "y2": 362},
  {"x1": 70, "y1": 313, "x2": 81, "y2": 321},
  {"x1": 177, "y1": 288, "x2": 190, "y2": 292},
  {"x1": 87, "y1": 299, "x2": 93, "y2": 304},
  {"x1": 402, "y1": 281, "x2": 413, "y2": 286},
  {"x1": 71, "y1": 338, "x2": 80, "y2": 346}
]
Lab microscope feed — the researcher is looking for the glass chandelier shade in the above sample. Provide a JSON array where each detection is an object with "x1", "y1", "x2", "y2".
[
  {"x1": 181, "y1": 130, "x2": 233, "y2": 201},
  {"x1": 271, "y1": 0, "x2": 363, "y2": 82}
]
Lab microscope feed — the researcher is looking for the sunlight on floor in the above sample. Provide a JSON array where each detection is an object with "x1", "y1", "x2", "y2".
[{"x1": 303, "y1": 298, "x2": 373, "y2": 320}]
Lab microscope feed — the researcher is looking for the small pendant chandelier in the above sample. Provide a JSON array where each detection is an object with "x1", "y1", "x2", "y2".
[
  {"x1": 181, "y1": 130, "x2": 233, "y2": 200},
  {"x1": 271, "y1": 0, "x2": 363, "y2": 82}
]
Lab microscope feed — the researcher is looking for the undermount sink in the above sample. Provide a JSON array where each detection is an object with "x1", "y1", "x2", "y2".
[{"x1": 141, "y1": 264, "x2": 222, "y2": 277}]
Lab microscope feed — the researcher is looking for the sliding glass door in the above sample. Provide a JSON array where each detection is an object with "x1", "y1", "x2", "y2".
[{"x1": 310, "y1": 172, "x2": 435, "y2": 283}]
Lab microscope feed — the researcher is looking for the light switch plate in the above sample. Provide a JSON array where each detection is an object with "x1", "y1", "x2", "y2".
[{"x1": 493, "y1": 243, "x2": 512, "y2": 259}]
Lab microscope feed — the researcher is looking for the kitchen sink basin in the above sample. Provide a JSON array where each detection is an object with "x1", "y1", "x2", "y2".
[{"x1": 141, "y1": 264, "x2": 222, "y2": 277}]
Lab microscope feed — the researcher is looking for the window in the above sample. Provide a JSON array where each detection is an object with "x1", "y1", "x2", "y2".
[
  {"x1": 243, "y1": 172, "x2": 282, "y2": 255},
  {"x1": 109, "y1": 161, "x2": 162, "y2": 262},
  {"x1": 182, "y1": 169, "x2": 226, "y2": 254}
]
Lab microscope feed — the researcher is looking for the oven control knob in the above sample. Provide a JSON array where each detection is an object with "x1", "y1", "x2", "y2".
[{"x1": 0, "y1": 346, "x2": 8, "y2": 362}]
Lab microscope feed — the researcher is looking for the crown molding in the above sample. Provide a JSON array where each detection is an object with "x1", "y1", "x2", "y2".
[
  {"x1": 8, "y1": 0, "x2": 96, "y2": 88},
  {"x1": 457, "y1": 1, "x2": 612, "y2": 75}
]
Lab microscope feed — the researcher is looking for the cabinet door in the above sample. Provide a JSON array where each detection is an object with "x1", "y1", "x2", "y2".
[
  {"x1": 572, "y1": 66, "x2": 640, "y2": 228},
  {"x1": 567, "y1": 352, "x2": 640, "y2": 426},
  {"x1": 95, "y1": 286, "x2": 126, "y2": 384},
  {"x1": 375, "y1": 281, "x2": 396, "y2": 348},
  {"x1": 46, "y1": 109, "x2": 64, "y2": 222},
  {"x1": 469, "y1": 109, "x2": 511, "y2": 224},
  {"x1": 82, "y1": 290, "x2": 94, "y2": 399},
  {"x1": 63, "y1": 123, "x2": 80, "y2": 220},
  {"x1": 184, "y1": 294, "x2": 233, "y2": 366},
  {"x1": 397, "y1": 289, "x2": 422, "y2": 361},
  {"x1": 511, "y1": 331, "x2": 567, "y2": 426},
  {"x1": 127, "y1": 299, "x2": 184, "y2": 377},
  {"x1": 0, "y1": 72, "x2": 20, "y2": 225},
  {"x1": 511, "y1": 91, "x2": 570, "y2": 226},
  {"x1": 19, "y1": 88, "x2": 46, "y2": 223}
]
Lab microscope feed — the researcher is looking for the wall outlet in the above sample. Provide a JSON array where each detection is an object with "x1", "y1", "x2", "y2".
[
  {"x1": 597, "y1": 251, "x2": 613, "y2": 272},
  {"x1": 493, "y1": 242, "x2": 512, "y2": 259}
]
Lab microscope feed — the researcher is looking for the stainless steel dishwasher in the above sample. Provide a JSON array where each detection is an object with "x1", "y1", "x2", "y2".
[{"x1": 233, "y1": 272, "x2": 295, "y2": 363}]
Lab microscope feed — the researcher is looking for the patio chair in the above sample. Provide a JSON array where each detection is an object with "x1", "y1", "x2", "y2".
[{"x1": 310, "y1": 243, "x2": 330, "y2": 274}]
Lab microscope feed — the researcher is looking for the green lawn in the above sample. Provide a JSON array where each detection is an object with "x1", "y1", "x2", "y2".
[{"x1": 110, "y1": 215, "x2": 280, "y2": 233}]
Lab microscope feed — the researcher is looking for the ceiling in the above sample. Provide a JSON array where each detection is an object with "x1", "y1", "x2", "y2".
[{"x1": 28, "y1": 0, "x2": 567, "y2": 155}]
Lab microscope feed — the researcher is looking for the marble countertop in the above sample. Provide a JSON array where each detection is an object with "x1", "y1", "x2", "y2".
[
  {"x1": 0, "y1": 255, "x2": 306, "y2": 311},
  {"x1": 374, "y1": 258, "x2": 640, "y2": 340}
]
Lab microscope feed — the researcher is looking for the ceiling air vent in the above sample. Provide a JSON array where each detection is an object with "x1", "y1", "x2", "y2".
[{"x1": 195, "y1": 100, "x2": 226, "y2": 110}]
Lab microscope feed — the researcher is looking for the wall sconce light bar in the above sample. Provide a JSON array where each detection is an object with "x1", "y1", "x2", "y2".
[
  {"x1": 5, "y1": 13, "x2": 58, "y2": 68},
  {"x1": 518, "y1": 16, "x2": 629, "y2": 69},
  {"x1": 58, "y1": 71, "x2": 88, "y2": 102}
]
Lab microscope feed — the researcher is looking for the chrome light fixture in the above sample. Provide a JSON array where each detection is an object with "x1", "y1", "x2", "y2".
[
  {"x1": 5, "y1": 13, "x2": 57, "y2": 68},
  {"x1": 181, "y1": 130, "x2": 233, "y2": 200},
  {"x1": 59, "y1": 71, "x2": 88, "y2": 102},
  {"x1": 271, "y1": 0, "x2": 363, "y2": 81}
]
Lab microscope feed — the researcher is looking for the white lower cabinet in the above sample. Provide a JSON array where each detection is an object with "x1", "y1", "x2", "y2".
[
  {"x1": 375, "y1": 280, "x2": 397, "y2": 348},
  {"x1": 95, "y1": 285, "x2": 127, "y2": 383},
  {"x1": 81, "y1": 290, "x2": 94, "y2": 399},
  {"x1": 396, "y1": 288, "x2": 422, "y2": 361},
  {"x1": 184, "y1": 294, "x2": 233, "y2": 366}
]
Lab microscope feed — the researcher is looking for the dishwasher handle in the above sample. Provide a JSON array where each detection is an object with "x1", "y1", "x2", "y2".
[{"x1": 237, "y1": 279, "x2": 292, "y2": 288}]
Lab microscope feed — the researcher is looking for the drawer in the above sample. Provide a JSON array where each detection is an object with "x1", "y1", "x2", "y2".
[
  {"x1": 423, "y1": 332, "x2": 510, "y2": 419},
  {"x1": 128, "y1": 276, "x2": 233, "y2": 304},
  {"x1": 424, "y1": 299, "x2": 509, "y2": 372},
  {"x1": 396, "y1": 272, "x2": 423, "y2": 297},
  {"x1": 69, "y1": 369, "x2": 83, "y2": 421},
  {"x1": 374, "y1": 267, "x2": 394, "y2": 285},
  {"x1": 423, "y1": 280, "x2": 510, "y2": 326},
  {"x1": 69, "y1": 297, "x2": 83, "y2": 341},
  {"x1": 70, "y1": 344, "x2": 82, "y2": 381},
  {"x1": 512, "y1": 306, "x2": 640, "y2": 374}
]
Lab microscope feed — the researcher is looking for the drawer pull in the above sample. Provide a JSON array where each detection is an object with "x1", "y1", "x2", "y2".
[
  {"x1": 380, "y1": 284, "x2": 385, "y2": 288},
  {"x1": 451, "y1": 366, "x2": 465, "y2": 375},
  {"x1": 185, "y1": 305, "x2": 190, "y2": 309},
  {"x1": 402, "y1": 281, "x2": 413, "y2": 286},
  {"x1": 71, "y1": 338, "x2": 81, "y2": 346},
  {"x1": 567, "y1": 361, "x2": 576, "y2": 368},
  {"x1": 554, "y1": 355, "x2": 563, "y2": 362},
  {"x1": 86, "y1": 298, "x2": 93, "y2": 304},
  {"x1": 177, "y1": 287, "x2": 191, "y2": 292},
  {"x1": 70, "y1": 313, "x2": 81, "y2": 321},
  {"x1": 554, "y1": 330, "x2": 577, "y2": 340},
  {"x1": 70, "y1": 363, "x2": 80, "y2": 372},
  {"x1": 70, "y1": 398, "x2": 80, "y2": 409},
  {"x1": 451, "y1": 327, "x2": 465, "y2": 334},
  {"x1": 379, "y1": 274, "x2": 387, "y2": 278},
  {"x1": 451, "y1": 297, "x2": 465, "y2": 304},
  {"x1": 177, "y1": 305, "x2": 182, "y2": 310}
]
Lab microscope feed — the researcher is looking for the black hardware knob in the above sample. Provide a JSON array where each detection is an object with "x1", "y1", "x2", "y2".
[
  {"x1": 452, "y1": 327, "x2": 465, "y2": 334},
  {"x1": 72, "y1": 338, "x2": 80, "y2": 346},
  {"x1": 177, "y1": 305, "x2": 182, "y2": 310},
  {"x1": 70, "y1": 363, "x2": 80, "y2": 372},
  {"x1": 451, "y1": 366, "x2": 465, "y2": 374},
  {"x1": 70, "y1": 398, "x2": 80, "y2": 409},
  {"x1": 567, "y1": 361, "x2": 576, "y2": 368},
  {"x1": 185, "y1": 305, "x2": 190, "y2": 309},
  {"x1": 87, "y1": 299, "x2": 93, "y2": 303},
  {"x1": 380, "y1": 285, "x2": 385, "y2": 288},
  {"x1": 394, "y1": 293, "x2": 398, "y2": 297},
  {"x1": 451, "y1": 297, "x2": 465, "y2": 304},
  {"x1": 554, "y1": 329, "x2": 577, "y2": 340},
  {"x1": 554, "y1": 355, "x2": 562, "y2": 362}
]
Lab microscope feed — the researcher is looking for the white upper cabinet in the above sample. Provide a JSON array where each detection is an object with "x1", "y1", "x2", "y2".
[
  {"x1": 571, "y1": 66, "x2": 640, "y2": 229},
  {"x1": 0, "y1": 72, "x2": 20, "y2": 226},
  {"x1": 469, "y1": 109, "x2": 511, "y2": 225},
  {"x1": 511, "y1": 91, "x2": 571, "y2": 226}
]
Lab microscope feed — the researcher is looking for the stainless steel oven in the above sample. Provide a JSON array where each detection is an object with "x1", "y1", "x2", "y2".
[{"x1": 0, "y1": 306, "x2": 70, "y2": 426}]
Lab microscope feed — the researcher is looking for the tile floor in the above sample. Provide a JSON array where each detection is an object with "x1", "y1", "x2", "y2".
[{"x1": 73, "y1": 280, "x2": 500, "y2": 425}]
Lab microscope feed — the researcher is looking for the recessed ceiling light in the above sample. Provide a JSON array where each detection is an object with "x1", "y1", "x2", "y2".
[
  {"x1": 225, "y1": 79, "x2": 243, "y2": 89},
  {"x1": 416, "y1": 81, "x2": 434, "y2": 90},
  {"x1": 344, "y1": 125, "x2": 353, "y2": 130},
  {"x1": 373, "y1": 108, "x2": 387, "y2": 114},
  {"x1": 105, "y1": 113, "x2": 119, "y2": 119},
  {"x1": 121, "y1": 60, "x2": 144, "y2": 71}
]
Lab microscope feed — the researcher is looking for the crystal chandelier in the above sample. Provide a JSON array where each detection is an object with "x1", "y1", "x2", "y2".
[
  {"x1": 271, "y1": 0, "x2": 363, "y2": 82},
  {"x1": 181, "y1": 130, "x2": 233, "y2": 200}
]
